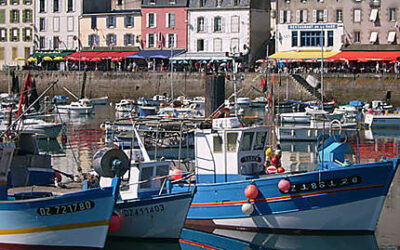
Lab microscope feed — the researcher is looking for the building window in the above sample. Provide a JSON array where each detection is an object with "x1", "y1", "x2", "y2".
[
  {"x1": 292, "y1": 31, "x2": 298, "y2": 47},
  {"x1": 167, "y1": 33, "x2": 175, "y2": 48},
  {"x1": 147, "y1": 33, "x2": 155, "y2": 48},
  {"x1": 10, "y1": 0, "x2": 18, "y2": 5},
  {"x1": 214, "y1": 17, "x2": 222, "y2": 32},
  {"x1": 0, "y1": 28, "x2": 6, "y2": 41},
  {"x1": 197, "y1": 17, "x2": 204, "y2": 32},
  {"x1": 166, "y1": 13, "x2": 175, "y2": 28},
  {"x1": 22, "y1": 27, "x2": 31, "y2": 41},
  {"x1": 39, "y1": 17, "x2": 45, "y2": 31},
  {"x1": 10, "y1": 28, "x2": 19, "y2": 41},
  {"x1": 231, "y1": 16, "x2": 239, "y2": 33},
  {"x1": 316, "y1": 10, "x2": 324, "y2": 22},
  {"x1": 354, "y1": 31, "x2": 360, "y2": 43},
  {"x1": 327, "y1": 30, "x2": 333, "y2": 46},
  {"x1": 124, "y1": 34, "x2": 134, "y2": 46},
  {"x1": 389, "y1": 8, "x2": 396, "y2": 21},
  {"x1": 67, "y1": 0, "x2": 73, "y2": 12},
  {"x1": 147, "y1": 13, "x2": 156, "y2": 28},
  {"x1": 91, "y1": 16, "x2": 97, "y2": 29},
  {"x1": 23, "y1": 0, "x2": 31, "y2": 4},
  {"x1": 230, "y1": 38, "x2": 239, "y2": 52},
  {"x1": 169, "y1": 0, "x2": 175, "y2": 4},
  {"x1": 354, "y1": 9, "x2": 361, "y2": 22},
  {"x1": 213, "y1": 38, "x2": 222, "y2": 52},
  {"x1": 39, "y1": 0, "x2": 45, "y2": 12},
  {"x1": 106, "y1": 16, "x2": 116, "y2": 28},
  {"x1": 39, "y1": 36, "x2": 45, "y2": 49},
  {"x1": 197, "y1": 39, "x2": 204, "y2": 51},
  {"x1": 300, "y1": 31, "x2": 324, "y2": 47},
  {"x1": 117, "y1": 0, "x2": 122, "y2": 5},
  {"x1": 53, "y1": 0, "x2": 59, "y2": 12},
  {"x1": 106, "y1": 34, "x2": 116, "y2": 47},
  {"x1": 22, "y1": 9, "x2": 31, "y2": 22},
  {"x1": 10, "y1": 9, "x2": 19, "y2": 23},
  {"x1": 336, "y1": 9, "x2": 342, "y2": 22},
  {"x1": 88, "y1": 34, "x2": 99, "y2": 47},
  {"x1": 53, "y1": 17, "x2": 59, "y2": 31},
  {"x1": 216, "y1": 0, "x2": 222, "y2": 7},
  {"x1": 280, "y1": 10, "x2": 291, "y2": 23},
  {"x1": 67, "y1": 16, "x2": 73, "y2": 31},
  {"x1": 125, "y1": 15, "x2": 134, "y2": 28},
  {"x1": 199, "y1": 0, "x2": 204, "y2": 7},
  {"x1": 233, "y1": 0, "x2": 239, "y2": 6},
  {"x1": 149, "y1": 0, "x2": 155, "y2": 4},
  {"x1": 12, "y1": 47, "x2": 17, "y2": 60},
  {"x1": 53, "y1": 36, "x2": 60, "y2": 49},
  {"x1": 0, "y1": 0, "x2": 6, "y2": 5}
]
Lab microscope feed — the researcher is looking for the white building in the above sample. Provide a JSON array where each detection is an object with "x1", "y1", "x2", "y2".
[
  {"x1": 34, "y1": 0, "x2": 82, "y2": 50},
  {"x1": 183, "y1": 0, "x2": 270, "y2": 62},
  {"x1": 0, "y1": 0, "x2": 34, "y2": 68}
]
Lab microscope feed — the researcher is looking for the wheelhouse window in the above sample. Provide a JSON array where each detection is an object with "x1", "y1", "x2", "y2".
[
  {"x1": 140, "y1": 167, "x2": 153, "y2": 189},
  {"x1": 253, "y1": 132, "x2": 267, "y2": 150},
  {"x1": 241, "y1": 132, "x2": 254, "y2": 151},
  {"x1": 213, "y1": 136, "x2": 223, "y2": 153},
  {"x1": 227, "y1": 133, "x2": 238, "y2": 152}
]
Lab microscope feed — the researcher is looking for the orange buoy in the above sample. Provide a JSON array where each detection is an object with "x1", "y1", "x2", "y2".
[
  {"x1": 271, "y1": 155, "x2": 279, "y2": 166},
  {"x1": 278, "y1": 179, "x2": 291, "y2": 193},
  {"x1": 108, "y1": 215, "x2": 121, "y2": 233},
  {"x1": 277, "y1": 166, "x2": 285, "y2": 173},
  {"x1": 244, "y1": 184, "x2": 259, "y2": 199}
]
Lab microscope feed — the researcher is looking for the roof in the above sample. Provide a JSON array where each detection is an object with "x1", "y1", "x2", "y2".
[{"x1": 127, "y1": 49, "x2": 185, "y2": 59}]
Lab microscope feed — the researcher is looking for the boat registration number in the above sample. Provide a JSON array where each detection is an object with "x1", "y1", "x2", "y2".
[
  {"x1": 286, "y1": 176, "x2": 361, "y2": 194},
  {"x1": 37, "y1": 201, "x2": 95, "y2": 216},
  {"x1": 121, "y1": 204, "x2": 165, "y2": 217}
]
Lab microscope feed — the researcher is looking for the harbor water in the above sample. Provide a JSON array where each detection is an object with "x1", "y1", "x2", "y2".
[{"x1": 41, "y1": 105, "x2": 400, "y2": 249}]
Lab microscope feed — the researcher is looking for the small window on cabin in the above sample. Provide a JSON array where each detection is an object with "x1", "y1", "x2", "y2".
[
  {"x1": 213, "y1": 136, "x2": 223, "y2": 153},
  {"x1": 140, "y1": 167, "x2": 153, "y2": 189},
  {"x1": 254, "y1": 132, "x2": 267, "y2": 150},
  {"x1": 242, "y1": 132, "x2": 254, "y2": 151},
  {"x1": 227, "y1": 133, "x2": 238, "y2": 152},
  {"x1": 156, "y1": 165, "x2": 169, "y2": 178}
]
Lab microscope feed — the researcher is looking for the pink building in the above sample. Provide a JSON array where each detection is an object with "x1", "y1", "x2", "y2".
[{"x1": 141, "y1": 0, "x2": 188, "y2": 50}]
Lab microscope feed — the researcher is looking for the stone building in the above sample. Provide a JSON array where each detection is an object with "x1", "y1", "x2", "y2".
[
  {"x1": 34, "y1": 0, "x2": 82, "y2": 50},
  {"x1": 184, "y1": 0, "x2": 270, "y2": 62},
  {"x1": 112, "y1": 0, "x2": 141, "y2": 11},
  {"x1": 141, "y1": 0, "x2": 189, "y2": 50},
  {"x1": 0, "y1": 0, "x2": 33, "y2": 68}
]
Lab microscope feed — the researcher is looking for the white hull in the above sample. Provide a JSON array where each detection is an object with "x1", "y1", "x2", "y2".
[
  {"x1": 112, "y1": 194, "x2": 192, "y2": 239},
  {"x1": 69, "y1": 107, "x2": 94, "y2": 115},
  {"x1": 27, "y1": 124, "x2": 62, "y2": 139},
  {"x1": 0, "y1": 225, "x2": 108, "y2": 248},
  {"x1": 212, "y1": 196, "x2": 385, "y2": 231},
  {"x1": 364, "y1": 114, "x2": 400, "y2": 128}
]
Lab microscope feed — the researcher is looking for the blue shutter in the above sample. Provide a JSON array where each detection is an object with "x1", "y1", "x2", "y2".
[
  {"x1": 124, "y1": 34, "x2": 127, "y2": 46},
  {"x1": 95, "y1": 35, "x2": 99, "y2": 45},
  {"x1": 131, "y1": 34, "x2": 134, "y2": 45},
  {"x1": 106, "y1": 16, "x2": 109, "y2": 28},
  {"x1": 91, "y1": 16, "x2": 97, "y2": 29},
  {"x1": 88, "y1": 35, "x2": 91, "y2": 46},
  {"x1": 131, "y1": 16, "x2": 134, "y2": 27},
  {"x1": 113, "y1": 16, "x2": 116, "y2": 27},
  {"x1": 124, "y1": 16, "x2": 128, "y2": 28},
  {"x1": 113, "y1": 34, "x2": 116, "y2": 44}
]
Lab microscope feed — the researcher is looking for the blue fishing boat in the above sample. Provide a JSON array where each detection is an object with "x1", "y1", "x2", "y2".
[
  {"x1": 97, "y1": 130, "x2": 193, "y2": 239},
  {"x1": 172, "y1": 117, "x2": 399, "y2": 232},
  {"x1": 0, "y1": 142, "x2": 121, "y2": 249}
]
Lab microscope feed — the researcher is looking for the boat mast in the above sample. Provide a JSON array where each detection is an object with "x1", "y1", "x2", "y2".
[{"x1": 321, "y1": 25, "x2": 324, "y2": 110}]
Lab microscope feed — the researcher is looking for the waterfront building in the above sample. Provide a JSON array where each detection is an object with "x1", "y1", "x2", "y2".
[
  {"x1": 141, "y1": 0, "x2": 188, "y2": 50},
  {"x1": 0, "y1": 0, "x2": 34, "y2": 68},
  {"x1": 175, "y1": 0, "x2": 270, "y2": 63},
  {"x1": 79, "y1": 10, "x2": 141, "y2": 50},
  {"x1": 112, "y1": 0, "x2": 141, "y2": 11}
]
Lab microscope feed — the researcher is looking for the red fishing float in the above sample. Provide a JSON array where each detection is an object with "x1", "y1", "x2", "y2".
[
  {"x1": 108, "y1": 215, "x2": 121, "y2": 233},
  {"x1": 277, "y1": 166, "x2": 285, "y2": 173},
  {"x1": 244, "y1": 184, "x2": 259, "y2": 199},
  {"x1": 171, "y1": 168, "x2": 183, "y2": 181},
  {"x1": 271, "y1": 155, "x2": 280, "y2": 166},
  {"x1": 278, "y1": 179, "x2": 291, "y2": 193}
]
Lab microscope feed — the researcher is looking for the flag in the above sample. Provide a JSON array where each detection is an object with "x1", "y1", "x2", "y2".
[{"x1": 17, "y1": 72, "x2": 32, "y2": 118}]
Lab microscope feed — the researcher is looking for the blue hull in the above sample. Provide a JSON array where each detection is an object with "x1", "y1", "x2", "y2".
[{"x1": 173, "y1": 159, "x2": 399, "y2": 232}]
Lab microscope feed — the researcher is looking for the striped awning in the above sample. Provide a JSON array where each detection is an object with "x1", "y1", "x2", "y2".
[{"x1": 267, "y1": 51, "x2": 340, "y2": 62}]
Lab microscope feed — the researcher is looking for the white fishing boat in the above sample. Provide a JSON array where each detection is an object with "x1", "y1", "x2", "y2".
[
  {"x1": 280, "y1": 107, "x2": 342, "y2": 124},
  {"x1": 68, "y1": 98, "x2": 94, "y2": 115},
  {"x1": 364, "y1": 113, "x2": 400, "y2": 128},
  {"x1": 115, "y1": 99, "x2": 136, "y2": 113},
  {"x1": 18, "y1": 118, "x2": 63, "y2": 139}
]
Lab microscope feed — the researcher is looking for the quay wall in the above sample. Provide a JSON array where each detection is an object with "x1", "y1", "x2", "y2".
[{"x1": 1, "y1": 71, "x2": 400, "y2": 106}]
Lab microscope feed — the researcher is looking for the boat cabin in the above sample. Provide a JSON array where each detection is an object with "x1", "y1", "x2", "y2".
[{"x1": 195, "y1": 118, "x2": 268, "y2": 183}]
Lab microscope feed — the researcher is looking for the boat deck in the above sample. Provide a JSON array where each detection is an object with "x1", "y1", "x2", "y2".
[{"x1": 8, "y1": 183, "x2": 82, "y2": 196}]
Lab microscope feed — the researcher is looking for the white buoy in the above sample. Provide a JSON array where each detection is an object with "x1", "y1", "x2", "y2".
[{"x1": 241, "y1": 203, "x2": 254, "y2": 215}]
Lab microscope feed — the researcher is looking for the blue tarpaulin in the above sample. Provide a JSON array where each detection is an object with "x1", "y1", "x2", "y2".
[{"x1": 127, "y1": 49, "x2": 185, "y2": 59}]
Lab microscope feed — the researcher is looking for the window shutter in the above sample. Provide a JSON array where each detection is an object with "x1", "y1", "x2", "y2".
[
  {"x1": 9, "y1": 10, "x2": 11, "y2": 22},
  {"x1": 131, "y1": 16, "x2": 134, "y2": 27},
  {"x1": 287, "y1": 10, "x2": 291, "y2": 23},
  {"x1": 166, "y1": 13, "x2": 169, "y2": 28},
  {"x1": 113, "y1": 16, "x2": 116, "y2": 27},
  {"x1": 303, "y1": 10, "x2": 308, "y2": 22},
  {"x1": 174, "y1": 34, "x2": 177, "y2": 48},
  {"x1": 154, "y1": 13, "x2": 157, "y2": 27},
  {"x1": 106, "y1": 16, "x2": 109, "y2": 28},
  {"x1": 22, "y1": 28, "x2": 26, "y2": 41},
  {"x1": 204, "y1": 17, "x2": 208, "y2": 33},
  {"x1": 280, "y1": 10, "x2": 284, "y2": 24},
  {"x1": 113, "y1": 34, "x2": 116, "y2": 45},
  {"x1": 124, "y1": 16, "x2": 127, "y2": 27},
  {"x1": 296, "y1": 10, "x2": 300, "y2": 23},
  {"x1": 146, "y1": 33, "x2": 149, "y2": 48},
  {"x1": 323, "y1": 9, "x2": 328, "y2": 22},
  {"x1": 312, "y1": 10, "x2": 317, "y2": 23},
  {"x1": 95, "y1": 35, "x2": 99, "y2": 45},
  {"x1": 131, "y1": 35, "x2": 135, "y2": 45},
  {"x1": 146, "y1": 13, "x2": 149, "y2": 27},
  {"x1": 221, "y1": 17, "x2": 225, "y2": 32},
  {"x1": 22, "y1": 10, "x2": 25, "y2": 22},
  {"x1": 124, "y1": 34, "x2": 127, "y2": 45},
  {"x1": 88, "y1": 35, "x2": 91, "y2": 46}
]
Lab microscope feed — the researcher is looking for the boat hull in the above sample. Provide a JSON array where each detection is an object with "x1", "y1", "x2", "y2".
[
  {"x1": 111, "y1": 192, "x2": 193, "y2": 239},
  {"x1": 173, "y1": 160, "x2": 398, "y2": 232},
  {"x1": 364, "y1": 114, "x2": 400, "y2": 128},
  {"x1": 0, "y1": 187, "x2": 115, "y2": 248}
]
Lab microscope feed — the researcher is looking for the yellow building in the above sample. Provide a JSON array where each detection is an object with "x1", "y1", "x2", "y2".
[{"x1": 79, "y1": 10, "x2": 141, "y2": 50}]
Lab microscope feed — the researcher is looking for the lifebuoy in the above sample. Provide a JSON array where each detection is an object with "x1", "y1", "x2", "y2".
[{"x1": 212, "y1": 108, "x2": 230, "y2": 119}]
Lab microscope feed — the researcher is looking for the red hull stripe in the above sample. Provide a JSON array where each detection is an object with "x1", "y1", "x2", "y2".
[
  {"x1": 191, "y1": 184, "x2": 385, "y2": 207},
  {"x1": 179, "y1": 239, "x2": 221, "y2": 250}
]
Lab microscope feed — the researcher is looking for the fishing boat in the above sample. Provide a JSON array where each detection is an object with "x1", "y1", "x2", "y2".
[
  {"x1": 280, "y1": 107, "x2": 342, "y2": 124},
  {"x1": 115, "y1": 99, "x2": 136, "y2": 113},
  {"x1": 97, "y1": 129, "x2": 193, "y2": 239},
  {"x1": 171, "y1": 117, "x2": 399, "y2": 232},
  {"x1": 90, "y1": 96, "x2": 108, "y2": 105},
  {"x1": 0, "y1": 142, "x2": 120, "y2": 249},
  {"x1": 17, "y1": 118, "x2": 63, "y2": 139},
  {"x1": 68, "y1": 98, "x2": 94, "y2": 115},
  {"x1": 364, "y1": 113, "x2": 400, "y2": 128}
]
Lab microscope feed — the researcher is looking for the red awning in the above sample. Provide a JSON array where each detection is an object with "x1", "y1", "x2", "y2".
[
  {"x1": 65, "y1": 51, "x2": 137, "y2": 61},
  {"x1": 328, "y1": 51, "x2": 400, "y2": 62}
]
